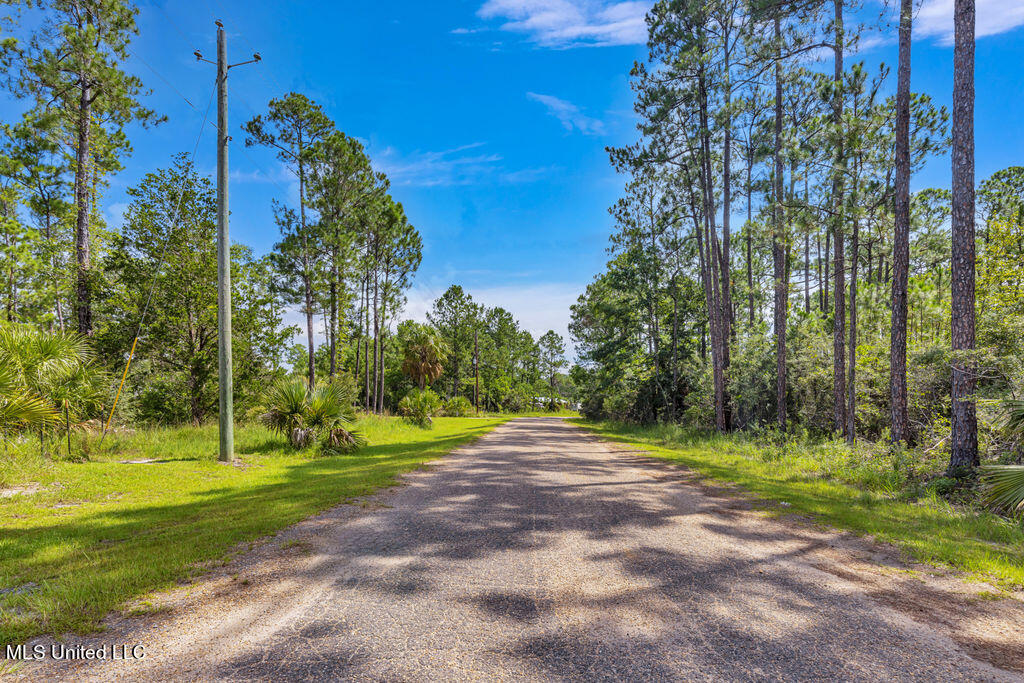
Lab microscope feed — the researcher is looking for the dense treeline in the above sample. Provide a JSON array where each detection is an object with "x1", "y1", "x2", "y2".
[
  {"x1": 0, "y1": 0, "x2": 568, "y2": 449},
  {"x1": 571, "y1": 0, "x2": 1023, "y2": 480}
]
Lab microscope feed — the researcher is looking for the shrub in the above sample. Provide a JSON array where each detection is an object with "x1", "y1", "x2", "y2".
[
  {"x1": 399, "y1": 388, "x2": 442, "y2": 428},
  {"x1": 443, "y1": 396, "x2": 474, "y2": 417},
  {"x1": 261, "y1": 376, "x2": 364, "y2": 453},
  {"x1": 0, "y1": 324, "x2": 106, "y2": 445}
]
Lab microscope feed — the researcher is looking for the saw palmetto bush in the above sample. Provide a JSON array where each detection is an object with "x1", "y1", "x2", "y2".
[
  {"x1": 306, "y1": 379, "x2": 365, "y2": 453},
  {"x1": 443, "y1": 395, "x2": 473, "y2": 417},
  {"x1": 0, "y1": 324, "x2": 106, "y2": 447},
  {"x1": 980, "y1": 399, "x2": 1024, "y2": 514},
  {"x1": 261, "y1": 375, "x2": 363, "y2": 453},
  {"x1": 399, "y1": 388, "x2": 442, "y2": 428},
  {"x1": 0, "y1": 366, "x2": 57, "y2": 442}
]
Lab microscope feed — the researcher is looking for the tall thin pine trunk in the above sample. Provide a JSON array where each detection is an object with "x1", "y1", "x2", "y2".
[
  {"x1": 949, "y1": 0, "x2": 978, "y2": 473},
  {"x1": 848, "y1": 181, "x2": 859, "y2": 442},
  {"x1": 831, "y1": 0, "x2": 847, "y2": 435},
  {"x1": 372, "y1": 268, "x2": 379, "y2": 413},
  {"x1": 721, "y1": 23, "x2": 734, "y2": 430},
  {"x1": 74, "y1": 76, "x2": 93, "y2": 335},
  {"x1": 746, "y1": 159, "x2": 755, "y2": 326},
  {"x1": 773, "y1": 15, "x2": 786, "y2": 431},
  {"x1": 890, "y1": 0, "x2": 913, "y2": 444}
]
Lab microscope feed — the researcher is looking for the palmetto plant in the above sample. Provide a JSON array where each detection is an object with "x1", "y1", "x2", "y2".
[
  {"x1": 261, "y1": 377, "x2": 309, "y2": 447},
  {"x1": 398, "y1": 388, "x2": 442, "y2": 428},
  {"x1": 980, "y1": 399, "x2": 1024, "y2": 514},
  {"x1": 980, "y1": 465, "x2": 1024, "y2": 514},
  {"x1": 0, "y1": 366, "x2": 57, "y2": 437},
  {"x1": 401, "y1": 328, "x2": 448, "y2": 390},
  {"x1": 0, "y1": 324, "x2": 106, "y2": 441},
  {"x1": 261, "y1": 376, "x2": 363, "y2": 453},
  {"x1": 305, "y1": 381, "x2": 365, "y2": 453}
]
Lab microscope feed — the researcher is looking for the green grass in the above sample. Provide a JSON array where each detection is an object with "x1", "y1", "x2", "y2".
[
  {"x1": 481, "y1": 408, "x2": 579, "y2": 418},
  {"x1": 580, "y1": 420, "x2": 1024, "y2": 587},
  {"x1": 0, "y1": 415, "x2": 506, "y2": 645}
]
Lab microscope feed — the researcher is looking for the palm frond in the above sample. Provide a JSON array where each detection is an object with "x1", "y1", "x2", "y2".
[
  {"x1": 0, "y1": 390, "x2": 58, "y2": 431},
  {"x1": 1004, "y1": 400, "x2": 1024, "y2": 435},
  {"x1": 980, "y1": 465, "x2": 1024, "y2": 513}
]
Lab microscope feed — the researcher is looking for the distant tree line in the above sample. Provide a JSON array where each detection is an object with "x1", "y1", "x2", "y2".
[
  {"x1": 571, "y1": 0, "x2": 1021, "y2": 479},
  {"x1": 0, "y1": 0, "x2": 569, "y2": 442}
]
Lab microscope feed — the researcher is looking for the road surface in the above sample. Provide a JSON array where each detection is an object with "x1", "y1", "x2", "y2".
[{"x1": 16, "y1": 418, "x2": 1023, "y2": 681}]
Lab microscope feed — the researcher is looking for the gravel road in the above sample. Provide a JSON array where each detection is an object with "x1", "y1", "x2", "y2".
[{"x1": 15, "y1": 417, "x2": 1023, "y2": 681}]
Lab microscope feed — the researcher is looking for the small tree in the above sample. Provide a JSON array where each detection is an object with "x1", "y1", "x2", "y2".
[
  {"x1": 3, "y1": 0, "x2": 162, "y2": 334},
  {"x1": 538, "y1": 330, "x2": 566, "y2": 398}
]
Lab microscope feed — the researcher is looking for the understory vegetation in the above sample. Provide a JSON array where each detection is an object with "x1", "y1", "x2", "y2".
[
  {"x1": 584, "y1": 421, "x2": 1024, "y2": 587},
  {"x1": 570, "y1": 0, "x2": 1024, "y2": 515},
  {"x1": 0, "y1": 416, "x2": 507, "y2": 646}
]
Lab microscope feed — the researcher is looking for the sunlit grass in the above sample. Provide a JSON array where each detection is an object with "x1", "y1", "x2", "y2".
[
  {"x1": 0, "y1": 416, "x2": 506, "y2": 645},
  {"x1": 580, "y1": 420, "x2": 1024, "y2": 587}
]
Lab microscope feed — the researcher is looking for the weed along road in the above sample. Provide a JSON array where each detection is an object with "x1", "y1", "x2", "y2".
[{"x1": 15, "y1": 418, "x2": 1023, "y2": 681}]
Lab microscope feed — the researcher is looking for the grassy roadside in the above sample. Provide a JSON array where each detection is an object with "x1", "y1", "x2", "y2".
[
  {"x1": 0, "y1": 415, "x2": 507, "y2": 645},
  {"x1": 579, "y1": 420, "x2": 1024, "y2": 587},
  {"x1": 480, "y1": 409, "x2": 579, "y2": 418}
]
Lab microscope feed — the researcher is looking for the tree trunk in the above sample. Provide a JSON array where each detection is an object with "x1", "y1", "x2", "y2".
[
  {"x1": 671, "y1": 274, "x2": 679, "y2": 421},
  {"x1": 302, "y1": 263, "x2": 315, "y2": 388},
  {"x1": 824, "y1": 228, "x2": 831, "y2": 313},
  {"x1": 377, "y1": 289, "x2": 388, "y2": 413},
  {"x1": 696, "y1": 53, "x2": 726, "y2": 434},
  {"x1": 364, "y1": 274, "x2": 371, "y2": 411},
  {"x1": 817, "y1": 232, "x2": 823, "y2": 311},
  {"x1": 74, "y1": 78, "x2": 93, "y2": 335},
  {"x1": 297, "y1": 143, "x2": 315, "y2": 389},
  {"x1": 890, "y1": 0, "x2": 913, "y2": 444},
  {"x1": 804, "y1": 178, "x2": 811, "y2": 314},
  {"x1": 372, "y1": 268, "x2": 379, "y2": 413},
  {"x1": 329, "y1": 252, "x2": 338, "y2": 378},
  {"x1": 721, "y1": 33, "x2": 734, "y2": 430},
  {"x1": 831, "y1": 0, "x2": 847, "y2": 436},
  {"x1": 355, "y1": 273, "x2": 363, "y2": 393},
  {"x1": 747, "y1": 162, "x2": 755, "y2": 326},
  {"x1": 848, "y1": 196, "x2": 859, "y2": 443},
  {"x1": 949, "y1": 0, "x2": 978, "y2": 474},
  {"x1": 773, "y1": 16, "x2": 787, "y2": 431}
]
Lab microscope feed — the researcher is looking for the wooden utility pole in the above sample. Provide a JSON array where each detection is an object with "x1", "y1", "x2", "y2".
[
  {"x1": 474, "y1": 329, "x2": 479, "y2": 415},
  {"x1": 215, "y1": 24, "x2": 232, "y2": 463},
  {"x1": 197, "y1": 22, "x2": 260, "y2": 463}
]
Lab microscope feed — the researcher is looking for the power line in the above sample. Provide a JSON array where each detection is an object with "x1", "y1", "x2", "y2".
[
  {"x1": 128, "y1": 49, "x2": 198, "y2": 110},
  {"x1": 100, "y1": 82, "x2": 218, "y2": 441},
  {"x1": 128, "y1": 8, "x2": 296, "y2": 205},
  {"x1": 199, "y1": 0, "x2": 289, "y2": 95},
  {"x1": 150, "y1": 3, "x2": 196, "y2": 48}
]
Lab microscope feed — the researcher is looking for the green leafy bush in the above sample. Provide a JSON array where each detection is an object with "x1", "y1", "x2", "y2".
[
  {"x1": 399, "y1": 388, "x2": 442, "y2": 428},
  {"x1": 261, "y1": 376, "x2": 363, "y2": 453},
  {"x1": 0, "y1": 324, "x2": 106, "y2": 444},
  {"x1": 443, "y1": 396, "x2": 474, "y2": 417}
]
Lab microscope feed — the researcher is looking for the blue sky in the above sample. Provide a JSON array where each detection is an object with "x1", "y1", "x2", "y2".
[{"x1": 4, "y1": 0, "x2": 1024, "y2": 345}]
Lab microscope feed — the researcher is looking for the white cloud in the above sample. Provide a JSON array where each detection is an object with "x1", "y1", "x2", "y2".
[
  {"x1": 478, "y1": 0, "x2": 652, "y2": 47},
  {"x1": 917, "y1": 0, "x2": 1024, "y2": 44},
  {"x1": 372, "y1": 142, "x2": 500, "y2": 187},
  {"x1": 372, "y1": 142, "x2": 553, "y2": 187},
  {"x1": 527, "y1": 92, "x2": 606, "y2": 135}
]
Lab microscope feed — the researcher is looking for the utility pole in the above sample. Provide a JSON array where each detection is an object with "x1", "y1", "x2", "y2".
[
  {"x1": 474, "y1": 329, "x2": 479, "y2": 415},
  {"x1": 196, "y1": 22, "x2": 260, "y2": 463}
]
